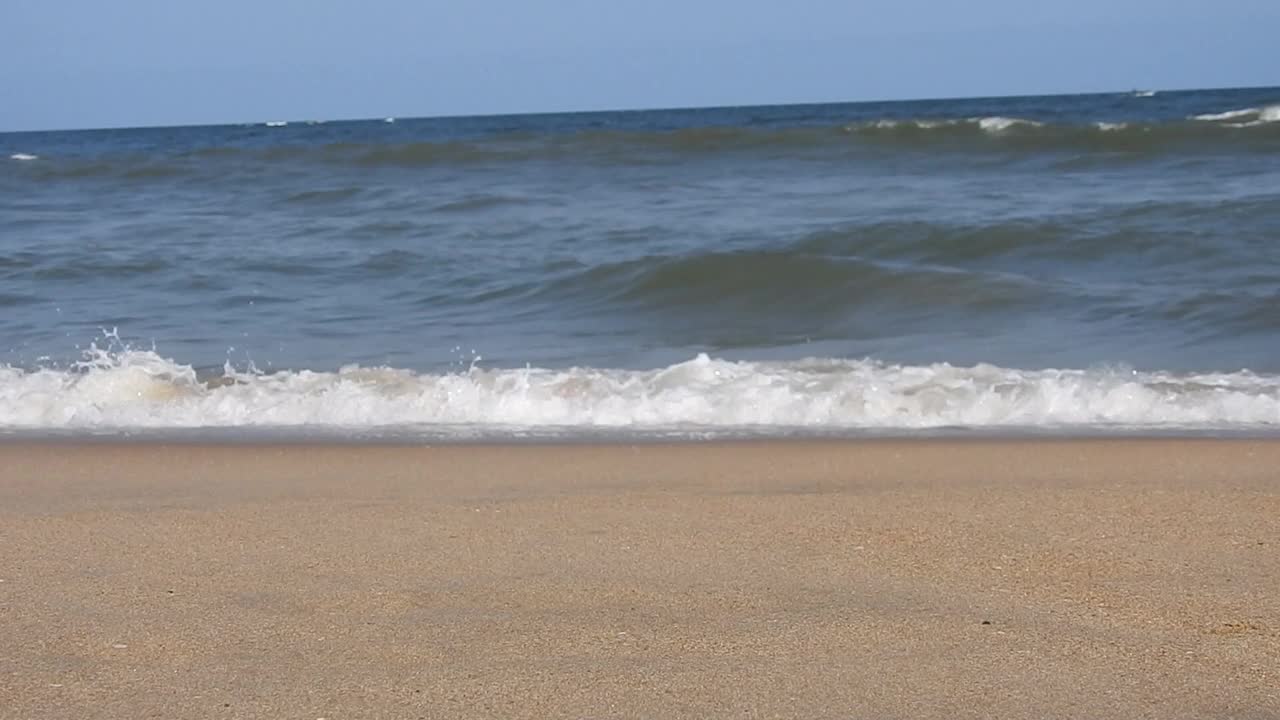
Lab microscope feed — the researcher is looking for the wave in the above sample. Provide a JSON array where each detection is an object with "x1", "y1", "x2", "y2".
[
  {"x1": 9, "y1": 153, "x2": 38, "y2": 161},
  {"x1": 1190, "y1": 104, "x2": 1280, "y2": 126},
  {"x1": 6, "y1": 158, "x2": 202, "y2": 181},
  {"x1": 531, "y1": 249, "x2": 1043, "y2": 319},
  {"x1": 2, "y1": 349, "x2": 1277, "y2": 434},
  {"x1": 337, "y1": 116, "x2": 1279, "y2": 160},
  {"x1": 12, "y1": 112, "x2": 1280, "y2": 180},
  {"x1": 511, "y1": 203, "x2": 1278, "y2": 326},
  {"x1": 0, "y1": 292, "x2": 40, "y2": 307},
  {"x1": 12, "y1": 209, "x2": 1277, "y2": 337},
  {"x1": 796, "y1": 199, "x2": 1280, "y2": 263},
  {"x1": 858, "y1": 116, "x2": 1044, "y2": 134},
  {"x1": 840, "y1": 114, "x2": 1280, "y2": 152}
]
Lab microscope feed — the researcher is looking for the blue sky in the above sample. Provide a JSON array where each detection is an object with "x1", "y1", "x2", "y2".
[{"x1": 5, "y1": 1, "x2": 1277, "y2": 131}]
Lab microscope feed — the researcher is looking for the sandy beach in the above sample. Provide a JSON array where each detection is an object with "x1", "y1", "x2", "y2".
[{"x1": 1, "y1": 439, "x2": 1277, "y2": 719}]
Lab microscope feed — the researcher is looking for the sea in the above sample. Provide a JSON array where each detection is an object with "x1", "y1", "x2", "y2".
[{"x1": 2, "y1": 87, "x2": 1279, "y2": 439}]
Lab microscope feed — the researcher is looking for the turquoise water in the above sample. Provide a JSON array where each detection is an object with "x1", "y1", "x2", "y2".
[{"x1": 2, "y1": 87, "x2": 1279, "y2": 435}]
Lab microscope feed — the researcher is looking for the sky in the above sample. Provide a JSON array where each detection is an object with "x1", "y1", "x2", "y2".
[{"x1": 4, "y1": 1, "x2": 1278, "y2": 131}]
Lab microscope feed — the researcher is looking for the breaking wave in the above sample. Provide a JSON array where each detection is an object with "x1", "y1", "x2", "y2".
[
  {"x1": 2, "y1": 348, "x2": 1277, "y2": 435},
  {"x1": 1191, "y1": 104, "x2": 1280, "y2": 126}
]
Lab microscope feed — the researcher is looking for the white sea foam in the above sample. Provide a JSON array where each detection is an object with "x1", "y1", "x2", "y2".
[
  {"x1": 9, "y1": 153, "x2": 38, "y2": 161},
  {"x1": 974, "y1": 116, "x2": 1041, "y2": 133},
  {"x1": 867, "y1": 119, "x2": 956, "y2": 130},
  {"x1": 1192, "y1": 106, "x2": 1261, "y2": 122},
  {"x1": 848, "y1": 119, "x2": 957, "y2": 132},
  {"x1": 1, "y1": 350, "x2": 1277, "y2": 435},
  {"x1": 1228, "y1": 105, "x2": 1280, "y2": 127},
  {"x1": 853, "y1": 118, "x2": 1035, "y2": 133},
  {"x1": 1094, "y1": 122, "x2": 1129, "y2": 132},
  {"x1": 1190, "y1": 104, "x2": 1280, "y2": 127},
  {"x1": 1192, "y1": 108, "x2": 1251, "y2": 121}
]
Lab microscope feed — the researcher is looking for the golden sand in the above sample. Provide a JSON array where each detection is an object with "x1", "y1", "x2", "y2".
[{"x1": 1, "y1": 440, "x2": 1277, "y2": 719}]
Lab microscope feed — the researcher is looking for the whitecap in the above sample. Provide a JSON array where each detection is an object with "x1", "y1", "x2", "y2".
[
  {"x1": 974, "y1": 116, "x2": 1041, "y2": 133},
  {"x1": 1216, "y1": 105, "x2": 1280, "y2": 128},
  {"x1": 1192, "y1": 107, "x2": 1258, "y2": 122},
  {"x1": 2, "y1": 349, "x2": 1277, "y2": 434},
  {"x1": 850, "y1": 119, "x2": 959, "y2": 131}
]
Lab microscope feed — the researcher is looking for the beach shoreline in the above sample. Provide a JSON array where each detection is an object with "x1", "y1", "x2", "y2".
[{"x1": 2, "y1": 438, "x2": 1277, "y2": 718}]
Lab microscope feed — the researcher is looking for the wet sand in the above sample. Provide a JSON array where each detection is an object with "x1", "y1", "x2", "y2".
[{"x1": 1, "y1": 439, "x2": 1277, "y2": 719}]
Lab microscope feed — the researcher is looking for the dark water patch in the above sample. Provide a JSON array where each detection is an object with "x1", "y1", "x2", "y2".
[
  {"x1": 231, "y1": 256, "x2": 342, "y2": 277},
  {"x1": 75, "y1": 315, "x2": 148, "y2": 329},
  {"x1": 18, "y1": 158, "x2": 195, "y2": 182},
  {"x1": 791, "y1": 198, "x2": 1280, "y2": 271},
  {"x1": 120, "y1": 164, "x2": 188, "y2": 180},
  {"x1": 0, "y1": 252, "x2": 40, "y2": 271},
  {"x1": 357, "y1": 249, "x2": 429, "y2": 274},
  {"x1": 432, "y1": 194, "x2": 534, "y2": 213},
  {"x1": 256, "y1": 146, "x2": 315, "y2": 163},
  {"x1": 283, "y1": 187, "x2": 364, "y2": 205},
  {"x1": 0, "y1": 292, "x2": 41, "y2": 307},
  {"x1": 1156, "y1": 288, "x2": 1280, "y2": 337},
  {"x1": 32, "y1": 256, "x2": 173, "y2": 281},
  {"x1": 795, "y1": 221, "x2": 1047, "y2": 265},
  {"x1": 346, "y1": 141, "x2": 516, "y2": 167},
  {"x1": 566, "y1": 125, "x2": 841, "y2": 157},
  {"x1": 161, "y1": 273, "x2": 229, "y2": 292},
  {"x1": 345, "y1": 220, "x2": 428, "y2": 240},
  {"x1": 534, "y1": 250, "x2": 1044, "y2": 318},
  {"x1": 186, "y1": 146, "x2": 244, "y2": 159}
]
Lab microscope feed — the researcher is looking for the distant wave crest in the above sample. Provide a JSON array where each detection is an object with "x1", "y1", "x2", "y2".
[
  {"x1": 12, "y1": 112, "x2": 1280, "y2": 181},
  {"x1": 1191, "y1": 104, "x2": 1280, "y2": 127}
]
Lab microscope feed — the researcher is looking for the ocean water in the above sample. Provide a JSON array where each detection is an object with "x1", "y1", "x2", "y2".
[{"x1": 2, "y1": 87, "x2": 1279, "y2": 437}]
